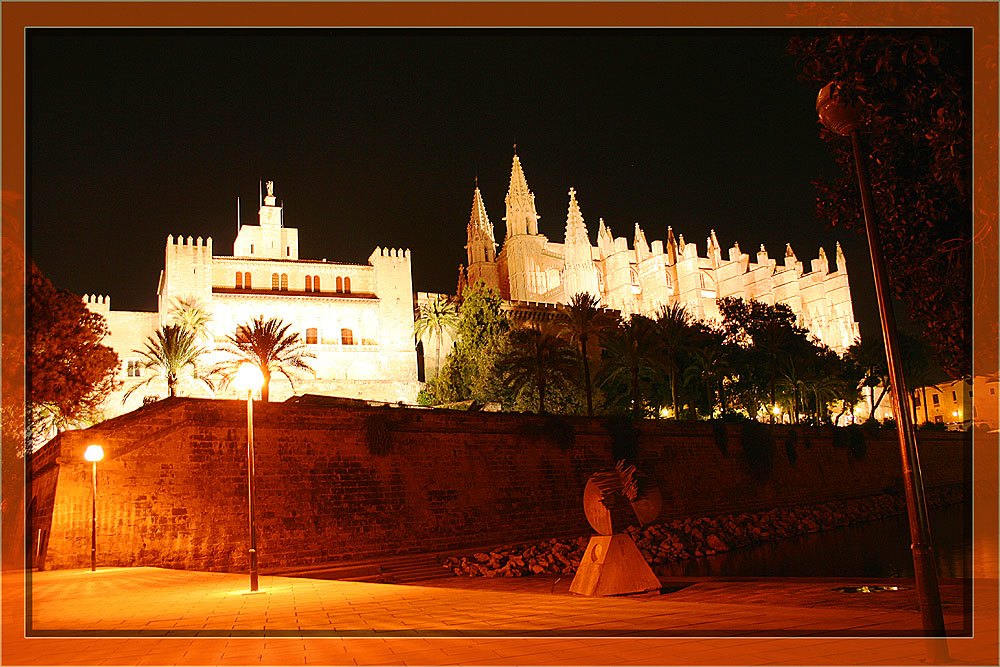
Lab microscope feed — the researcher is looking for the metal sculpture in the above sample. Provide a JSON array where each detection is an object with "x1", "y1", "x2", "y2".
[{"x1": 569, "y1": 460, "x2": 662, "y2": 596}]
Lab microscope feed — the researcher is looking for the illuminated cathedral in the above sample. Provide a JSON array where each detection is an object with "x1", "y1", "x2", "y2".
[{"x1": 460, "y1": 153, "x2": 859, "y2": 353}]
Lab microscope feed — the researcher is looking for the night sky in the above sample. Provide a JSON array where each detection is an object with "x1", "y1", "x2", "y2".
[{"x1": 28, "y1": 28, "x2": 887, "y2": 339}]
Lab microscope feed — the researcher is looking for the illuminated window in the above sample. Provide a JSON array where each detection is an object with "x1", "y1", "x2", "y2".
[
  {"x1": 272, "y1": 273, "x2": 280, "y2": 290},
  {"x1": 244, "y1": 272, "x2": 251, "y2": 288},
  {"x1": 236, "y1": 272, "x2": 243, "y2": 289},
  {"x1": 341, "y1": 328, "x2": 354, "y2": 345},
  {"x1": 934, "y1": 415, "x2": 943, "y2": 424},
  {"x1": 305, "y1": 275, "x2": 312, "y2": 291},
  {"x1": 344, "y1": 277, "x2": 352, "y2": 293},
  {"x1": 280, "y1": 274, "x2": 288, "y2": 290},
  {"x1": 313, "y1": 275, "x2": 320, "y2": 291},
  {"x1": 306, "y1": 328, "x2": 318, "y2": 344},
  {"x1": 336, "y1": 276, "x2": 343, "y2": 293}
]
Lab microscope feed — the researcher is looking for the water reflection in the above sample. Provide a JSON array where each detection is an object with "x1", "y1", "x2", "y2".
[{"x1": 656, "y1": 504, "x2": 969, "y2": 579}]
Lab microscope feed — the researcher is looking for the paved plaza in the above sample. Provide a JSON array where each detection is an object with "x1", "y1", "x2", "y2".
[{"x1": 2, "y1": 567, "x2": 996, "y2": 665}]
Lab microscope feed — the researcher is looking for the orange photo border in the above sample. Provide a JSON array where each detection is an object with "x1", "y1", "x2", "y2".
[{"x1": 3, "y1": 3, "x2": 997, "y2": 665}]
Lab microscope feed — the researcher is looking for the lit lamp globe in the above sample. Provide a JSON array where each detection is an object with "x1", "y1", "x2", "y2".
[
  {"x1": 84, "y1": 444, "x2": 105, "y2": 462},
  {"x1": 234, "y1": 364, "x2": 265, "y2": 396},
  {"x1": 816, "y1": 82, "x2": 863, "y2": 136}
]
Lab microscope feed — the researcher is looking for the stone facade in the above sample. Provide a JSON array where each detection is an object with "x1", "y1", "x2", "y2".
[
  {"x1": 462, "y1": 154, "x2": 860, "y2": 353},
  {"x1": 85, "y1": 183, "x2": 420, "y2": 418},
  {"x1": 28, "y1": 397, "x2": 968, "y2": 572}
]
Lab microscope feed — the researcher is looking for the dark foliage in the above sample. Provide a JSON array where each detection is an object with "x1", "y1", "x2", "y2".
[
  {"x1": 28, "y1": 260, "x2": 119, "y2": 440},
  {"x1": 785, "y1": 429, "x2": 799, "y2": 465},
  {"x1": 741, "y1": 420, "x2": 776, "y2": 479},
  {"x1": 710, "y1": 420, "x2": 729, "y2": 456},
  {"x1": 788, "y1": 30, "x2": 972, "y2": 378},
  {"x1": 832, "y1": 424, "x2": 868, "y2": 460},
  {"x1": 364, "y1": 410, "x2": 394, "y2": 456},
  {"x1": 604, "y1": 416, "x2": 639, "y2": 463},
  {"x1": 544, "y1": 415, "x2": 576, "y2": 451}
]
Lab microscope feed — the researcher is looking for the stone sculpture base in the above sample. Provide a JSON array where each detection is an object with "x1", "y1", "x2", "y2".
[{"x1": 569, "y1": 534, "x2": 661, "y2": 597}]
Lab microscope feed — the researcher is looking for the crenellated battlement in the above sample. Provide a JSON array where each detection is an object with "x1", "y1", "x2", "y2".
[
  {"x1": 82, "y1": 293, "x2": 111, "y2": 312},
  {"x1": 369, "y1": 247, "x2": 411, "y2": 262},
  {"x1": 166, "y1": 234, "x2": 213, "y2": 249}
]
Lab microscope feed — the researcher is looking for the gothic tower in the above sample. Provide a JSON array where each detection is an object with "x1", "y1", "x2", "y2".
[
  {"x1": 500, "y1": 152, "x2": 547, "y2": 301},
  {"x1": 465, "y1": 185, "x2": 500, "y2": 290},
  {"x1": 561, "y1": 188, "x2": 600, "y2": 300}
]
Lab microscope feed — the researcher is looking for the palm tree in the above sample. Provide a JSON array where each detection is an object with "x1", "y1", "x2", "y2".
[
  {"x1": 499, "y1": 324, "x2": 578, "y2": 413},
  {"x1": 413, "y1": 296, "x2": 460, "y2": 380},
  {"x1": 597, "y1": 314, "x2": 658, "y2": 418},
  {"x1": 653, "y1": 303, "x2": 692, "y2": 419},
  {"x1": 683, "y1": 344, "x2": 730, "y2": 419},
  {"x1": 123, "y1": 324, "x2": 213, "y2": 402},
  {"x1": 557, "y1": 292, "x2": 610, "y2": 416},
  {"x1": 170, "y1": 297, "x2": 213, "y2": 342},
  {"x1": 213, "y1": 316, "x2": 315, "y2": 401},
  {"x1": 776, "y1": 357, "x2": 808, "y2": 424},
  {"x1": 846, "y1": 336, "x2": 889, "y2": 421}
]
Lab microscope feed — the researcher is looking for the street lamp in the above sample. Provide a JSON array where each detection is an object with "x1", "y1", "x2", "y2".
[
  {"x1": 83, "y1": 444, "x2": 104, "y2": 572},
  {"x1": 817, "y1": 83, "x2": 948, "y2": 656},
  {"x1": 234, "y1": 363, "x2": 265, "y2": 592}
]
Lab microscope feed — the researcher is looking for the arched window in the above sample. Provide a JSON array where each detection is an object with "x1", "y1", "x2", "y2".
[
  {"x1": 344, "y1": 276, "x2": 352, "y2": 293},
  {"x1": 244, "y1": 272, "x2": 251, "y2": 288},
  {"x1": 336, "y1": 276, "x2": 343, "y2": 293},
  {"x1": 341, "y1": 328, "x2": 354, "y2": 345},
  {"x1": 305, "y1": 275, "x2": 312, "y2": 291},
  {"x1": 272, "y1": 273, "x2": 280, "y2": 290},
  {"x1": 306, "y1": 328, "x2": 318, "y2": 344},
  {"x1": 280, "y1": 274, "x2": 288, "y2": 290},
  {"x1": 236, "y1": 272, "x2": 243, "y2": 289},
  {"x1": 313, "y1": 275, "x2": 320, "y2": 291}
]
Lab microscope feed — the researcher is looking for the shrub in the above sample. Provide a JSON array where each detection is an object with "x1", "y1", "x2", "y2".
[
  {"x1": 364, "y1": 410, "x2": 394, "y2": 456},
  {"x1": 741, "y1": 420, "x2": 775, "y2": 478}
]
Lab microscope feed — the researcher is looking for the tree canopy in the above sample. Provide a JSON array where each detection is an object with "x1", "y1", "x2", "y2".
[
  {"x1": 27, "y1": 261, "x2": 119, "y2": 443},
  {"x1": 788, "y1": 30, "x2": 972, "y2": 378},
  {"x1": 420, "y1": 282, "x2": 511, "y2": 406},
  {"x1": 213, "y1": 316, "x2": 315, "y2": 401}
]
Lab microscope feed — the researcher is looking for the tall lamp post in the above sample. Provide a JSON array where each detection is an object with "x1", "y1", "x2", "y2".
[
  {"x1": 817, "y1": 83, "x2": 948, "y2": 657},
  {"x1": 234, "y1": 363, "x2": 265, "y2": 592},
  {"x1": 83, "y1": 444, "x2": 104, "y2": 572}
]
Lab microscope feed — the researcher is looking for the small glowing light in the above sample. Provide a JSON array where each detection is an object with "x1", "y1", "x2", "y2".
[
  {"x1": 952, "y1": 411, "x2": 959, "y2": 417},
  {"x1": 772, "y1": 406, "x2": 781, "y2": 416},
  {"x1": 84, "y1": 445, "x2": 105, "y2": 462},
  {"x1": 234, "y1": 364, "x2": 265, "y2": 392}
]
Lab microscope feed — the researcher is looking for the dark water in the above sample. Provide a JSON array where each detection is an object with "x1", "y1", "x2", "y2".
[{"x1": 655, "y1": 504, "x2": 970, "y2": 579}]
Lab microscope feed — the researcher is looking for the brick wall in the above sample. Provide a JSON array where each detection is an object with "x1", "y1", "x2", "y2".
[{"x1": 29, "y1": 398, "x2": 969, "y2": 572}]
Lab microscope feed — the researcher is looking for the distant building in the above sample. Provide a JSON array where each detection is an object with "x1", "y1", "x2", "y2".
[
  {"x1": 913, "y1": 375, "x2": 997, "y2": 430},
  {"x1": 460, "y1": 153, "x2": 860, "y2": 353},
  {"x1": 84, "y1": 182, "x2": 420, "y2": 418}
]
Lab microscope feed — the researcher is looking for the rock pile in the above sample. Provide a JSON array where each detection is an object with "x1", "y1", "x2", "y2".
[{"x1": 443, "y1": 485, "x2": 963, "y2": 578}]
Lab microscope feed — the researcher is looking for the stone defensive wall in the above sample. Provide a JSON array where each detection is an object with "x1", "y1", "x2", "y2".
[{"x1": 28, "y1": 398, "x2": 969, "y2": 572}]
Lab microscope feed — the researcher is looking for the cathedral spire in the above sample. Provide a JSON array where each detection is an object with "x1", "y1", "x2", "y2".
[
  {"x1": 469, "y1": 186, "x2": 494, "y2": 242},
  {"x1": 666, "y1": 226, "x2": 677, "y2": 264},
  {"x1": 504, "y1": 152, "x2": 539, "y2": 238},
  {"x1": 564, "y1": 187, "x2": 589, "y2": 246},
  {"x1": 634, "y1": 223, "x2": 650, "y2": 262},
  {"x1": 835, "y1": 241, "x2": 846, "y2": 272},
  {"x1": 466, "y1": 185, "x2": 497, "y2": 265}
]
